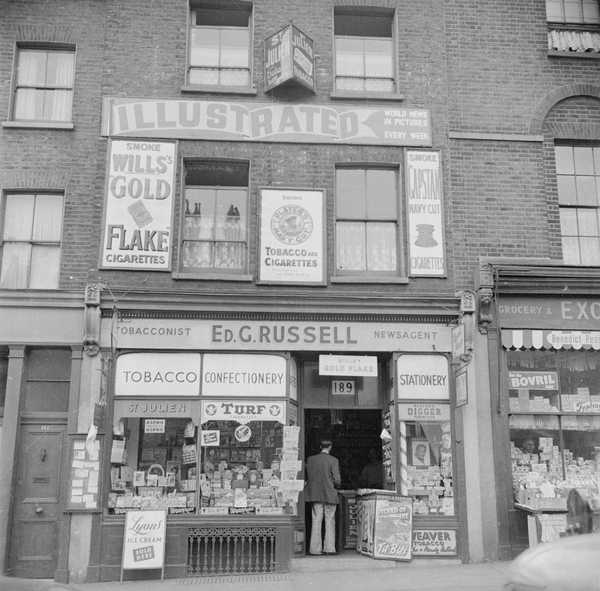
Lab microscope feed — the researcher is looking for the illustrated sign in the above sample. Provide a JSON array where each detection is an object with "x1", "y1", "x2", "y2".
[
  {"x1": 397, "y1": 402, "x2": 450, "y2": 422},
  {"x1": 319, "y1": 355, "x2": 378, "y2": 377},
  {"x1": 102, "y1": 98, "x2": 432, "y2": 147},
  {"x1": 373, "y1": 495, "x2": 413, "y2": 561},
  {"x1": 259, "y1": 189, "x2": 325, "y2": 284},
  {"x1": 396, "y1": 355, "x2": 450, "y2": 400},
  {"x1": 200, "y1": 430, "x2": 220, "y2": 446},
  {"x1": 508, "y1": 371, "x2": 559, "y2": 391},
  {"x1": 122, "y1": 510, "x2": 166, "y2": 572},
  {"x1": 202, "y1": 354, "x2": 287, "y2": 397},
  {"x1": 412, "y1": 529, "x2": 457, "y2": 556},
  {"x1": 264, "y1": 24, "x2": 315, "y2": 92},
  {"x1": 114, "y1": 353, "x2": 201, "y2": 397},
  {"x1": 406, "y1": 151, "x2": 445, "y2": 277},
  {"x1": 100, "y1": 139, "x2": 176, "y2": 271},
  {"x1": 201, "y1": 400, "x2": 286, "y2": 424},
  {"x1": 108, "y1": 319, "x2": 453, "y2": 352}
]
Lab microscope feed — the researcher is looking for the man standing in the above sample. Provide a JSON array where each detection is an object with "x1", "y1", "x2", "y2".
[{"x1": 305, "y1": 439, "x2": 341, "y2": 555}]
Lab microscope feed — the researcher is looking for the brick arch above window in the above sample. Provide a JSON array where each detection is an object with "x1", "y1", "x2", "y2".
[
  {"x1": 543, "y1": 95, "x2": 600, "y2": 139},
  {"x1": 14, "y1": 25, "x2": 75, "y2": 44},
  {"x1": 530, "y1": 83, "x2": 600, "y2": 134},
  {"x1": 334, "y1": 0, "x2": 396, "y2": 8}
]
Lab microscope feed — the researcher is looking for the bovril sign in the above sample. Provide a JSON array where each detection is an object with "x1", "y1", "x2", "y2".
[{"x1": 396, "y1": 354, "x2": 449, "y2": 400}]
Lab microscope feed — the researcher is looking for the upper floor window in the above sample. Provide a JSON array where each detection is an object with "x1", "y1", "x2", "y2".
[
  {"x1": 546, "y1": 0, "x2": 600, "y2": 24},
  {"x1": 335, "y1": 167, "x2": 400, "y2": 275},
  {"x1": 12, "y1": 46, "x2": 75, "y2": 122},
  {"x1": 0, "y1": 192, "x2": 64, "y2": 289},
  {"x1": 334, "y1": 8, "x2": 395, "y2": 93},
  {"x1": 180, "y1": 161, "x2": 248, "y2": 274},
  {"x1": 188, "y1": 2, "x2": 251, "y2": 87},
  {"x1": 556, "y1": 145, "x2": 600, "y2": 266}
]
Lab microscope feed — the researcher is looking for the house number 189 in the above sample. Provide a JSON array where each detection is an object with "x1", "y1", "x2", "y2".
[{"x1": 331, "y1": 380, "x2": 355, "y2": 396}]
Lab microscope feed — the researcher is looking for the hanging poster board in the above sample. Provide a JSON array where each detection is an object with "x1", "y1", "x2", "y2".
[
  {"x1": 121, "y1": 510, "x2": 167, "y2": 581},
  {"x1": 372, "y1": 494, "x2": 413, "y2": 561},
  {"x1": 66, "y1": 435, "x2": 101, "y2": 512}
]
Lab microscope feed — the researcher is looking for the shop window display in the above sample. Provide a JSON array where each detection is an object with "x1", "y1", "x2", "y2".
[
  {"x1": 199, "y1": 420, "x2": 298, "y2": 515},
  {"x1": 108, "y1": 418, "x2": 197, "y2": 514},
  {"x1": 508, "y1": 350, "x2": 600, "y2": 508},
  {"x1": 405, "y1": 420, "x2": 454, "y2": 516}
]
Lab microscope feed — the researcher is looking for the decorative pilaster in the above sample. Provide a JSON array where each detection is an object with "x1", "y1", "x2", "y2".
[{"x1": 83, "y1": 283, "x2": 102, "y2": 357}]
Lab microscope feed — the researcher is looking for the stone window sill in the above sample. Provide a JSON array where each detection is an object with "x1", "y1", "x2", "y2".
[{"x1": 2, "y1": 120, "x2": 74, "y2": 129}]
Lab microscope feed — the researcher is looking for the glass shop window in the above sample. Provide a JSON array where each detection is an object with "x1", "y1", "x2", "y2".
[
  {"x1": 404, "y1": 418, "x2": 454, "y2": 516},
  {"x1": 508, "y1": 350, "x2": 600, "y2": 508},
  {"x1": 199, "y1": 420, "x2": 298, "y2": 515},
  {"x1": 107, "y1": 418, "x2": 198, "y2": 515}
]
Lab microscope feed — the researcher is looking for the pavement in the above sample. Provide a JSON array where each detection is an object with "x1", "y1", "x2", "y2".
[{"x1": 0, "y1": 554, "x2": 511, "y2": 591}]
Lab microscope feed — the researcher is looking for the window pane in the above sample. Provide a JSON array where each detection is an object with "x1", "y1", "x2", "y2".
[
  {"x1": 546, "y1": 0, "x2": 564, "y2": 20},
  {"x1": 560, "y1": 208, "x2": 578, "y2": 235},
  {"x1": 576, "y1": 176, "x2": 597, "y2": 206},
  {"x1": 17, "y1": 50, "x2": 46, "y2": 85},
  {"x1": 583, "y1": 0, "x2": 600, "y2": 22},
  {"x1": 336, "y1": 222, "x2": 365, "y2": 271},
  {"x1": 27, "y1": 348, "x2": 71, "y2": 379},
  {"x1": 189, "y1": 68, "x2": 219, "y2": 85},
  {"x1": 335, "y1": 37, "x2": 365, "y2": 77},
  {"x1": 565, "y1": 0, "x2": 583, "y2": 21},
  {"x1": 190, "y1": 28, "x2": 220, "y2": 67},
  {"x1": 336, "y1": 169, "x2": 365, "y2": 218},
  {"x1": 4, "y1": 194, "x2": 34, "y2": 240},
  {"x1": 30, "y1": 245, "x2": 60, "y2": 288},
  {"x1": 33, "y1": 194, "x2": 63, "y2": 241},
  {"x1": 23, "y1": 381, "x2": 69, "y2": 412},
  {"x1": 215, "y1": 189, "x2": 246, "y2": 241},
  {"x1": 579, "y1": 237, "x2": 600, "y2": 265},
  {"x1": 336, "y1": 77, "x2": 365, "y2": 91},
  {"x1": 557, "y1": 175, "x2": 577, "y2": 205},
  {"x1": 577, "y1": 209, "x2": 599, "y2": 236},
  {"x1": 366, "y1": 222, "x2": 396, "y2": 271},
  {"x1": 214, "y1": 242, "x2": 245, "y2": 269},
  {"x1": 365, "y1": 78, "x2": 394, "y2": 92},
  {"x1": 562, "y1": 236, "x2": 581, "y2": 264},
  {"x1": 181, "y1": 241, "x2": 212, "y2": 270},
  {"x1": 0, "y1": 243, "x2": 31, "y2": 288},
  {"x1": 43, "y1": 89, "x2": 72, "y2": 121},
  {"x1": 366, "y1": 170, "x2": 396, "y2": 219},
  {"x1": 219, "y1": 68, "x2": 249, "y2": 86},
  {"x1": 555, "y1": 146, "x2": 574, "y2": 174},
  {"x1": 364, "y1": 38, "x2": 393, "y2": 78},
  {"x1": 574, "y1": 147, "x2": 595, "y2": 175},
  {"x1": 184, "y1": 188, "x2": 215, "y2": 240},
  {"x1": 45, "y1": 52, "x2": 74, "y2": 86},
  {"x1": 221, "y1": 28, "x2": 249, "y2": 68},
  {"x1": 14, "y1": 88, "x2": 44, "y2": 120}
]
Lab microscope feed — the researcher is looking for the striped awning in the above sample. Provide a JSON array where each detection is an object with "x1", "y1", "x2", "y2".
[{"x1": 501, "y1": 329, "x2": 600, "y2": 350}]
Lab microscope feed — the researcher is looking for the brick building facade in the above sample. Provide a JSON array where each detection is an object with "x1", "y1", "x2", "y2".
[{"x1": 1, "y1": 0, "x2": 600, "y2": 582}]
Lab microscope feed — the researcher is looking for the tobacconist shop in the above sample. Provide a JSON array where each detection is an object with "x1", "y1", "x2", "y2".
[{"x1": 79, "y1": 313, "x2": 462, "y2": 580}]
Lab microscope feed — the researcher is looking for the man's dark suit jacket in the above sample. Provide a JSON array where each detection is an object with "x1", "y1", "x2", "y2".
[{"x1": 304, "y1": 451, "x2": 341, "y2": 504}]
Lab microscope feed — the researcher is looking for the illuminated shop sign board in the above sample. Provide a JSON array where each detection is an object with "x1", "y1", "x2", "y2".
[
  {"x1": 115, "y1": 353, "x2": 201, "y2": 396},
  {"x1": 101, "y1": 97, "x2": 432, "y2": 147},
  {"x1": 319, "y1": 355, "x2": 378, "y2": 377},
  {"x1": 202, "y1": 354, "x2": 287, "y2": 397},
  {"x1": 265, "y1": 24, "x2": 315, "y2": 92},
  {"x1": 105, "y1": 319, "x2": 452, "y2": 352},
  {"x1": 396, "y1": 354, "x2": 450, "y2": 400},
  {"x1": 100, "y1": 139, "x2": 176, "y2": 271}
]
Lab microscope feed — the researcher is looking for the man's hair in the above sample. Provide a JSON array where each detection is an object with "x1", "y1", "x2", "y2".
[{"x1": 319, "y1": 439, "x2": 333, "y2": 450}]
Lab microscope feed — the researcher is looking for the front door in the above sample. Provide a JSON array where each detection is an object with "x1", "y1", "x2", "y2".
[{"x1": 9, "y1": 422, "x2": 66, "y2": 578}]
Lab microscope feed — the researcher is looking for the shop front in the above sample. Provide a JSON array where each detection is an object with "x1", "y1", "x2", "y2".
[
  {"x1": 496, "y1": 293, "x2": 600, "y2": 556},
  {"x1": 88, "y1": 313, "x2": 463, "y2": 580}
]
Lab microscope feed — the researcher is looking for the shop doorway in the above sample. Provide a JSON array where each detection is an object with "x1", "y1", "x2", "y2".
[
  {"x1": 8, "y1": 421, "x2": 66, "y2": 578},
  {"x1": 304, "y1": 409, "x2": 382, "y2": 554}
]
